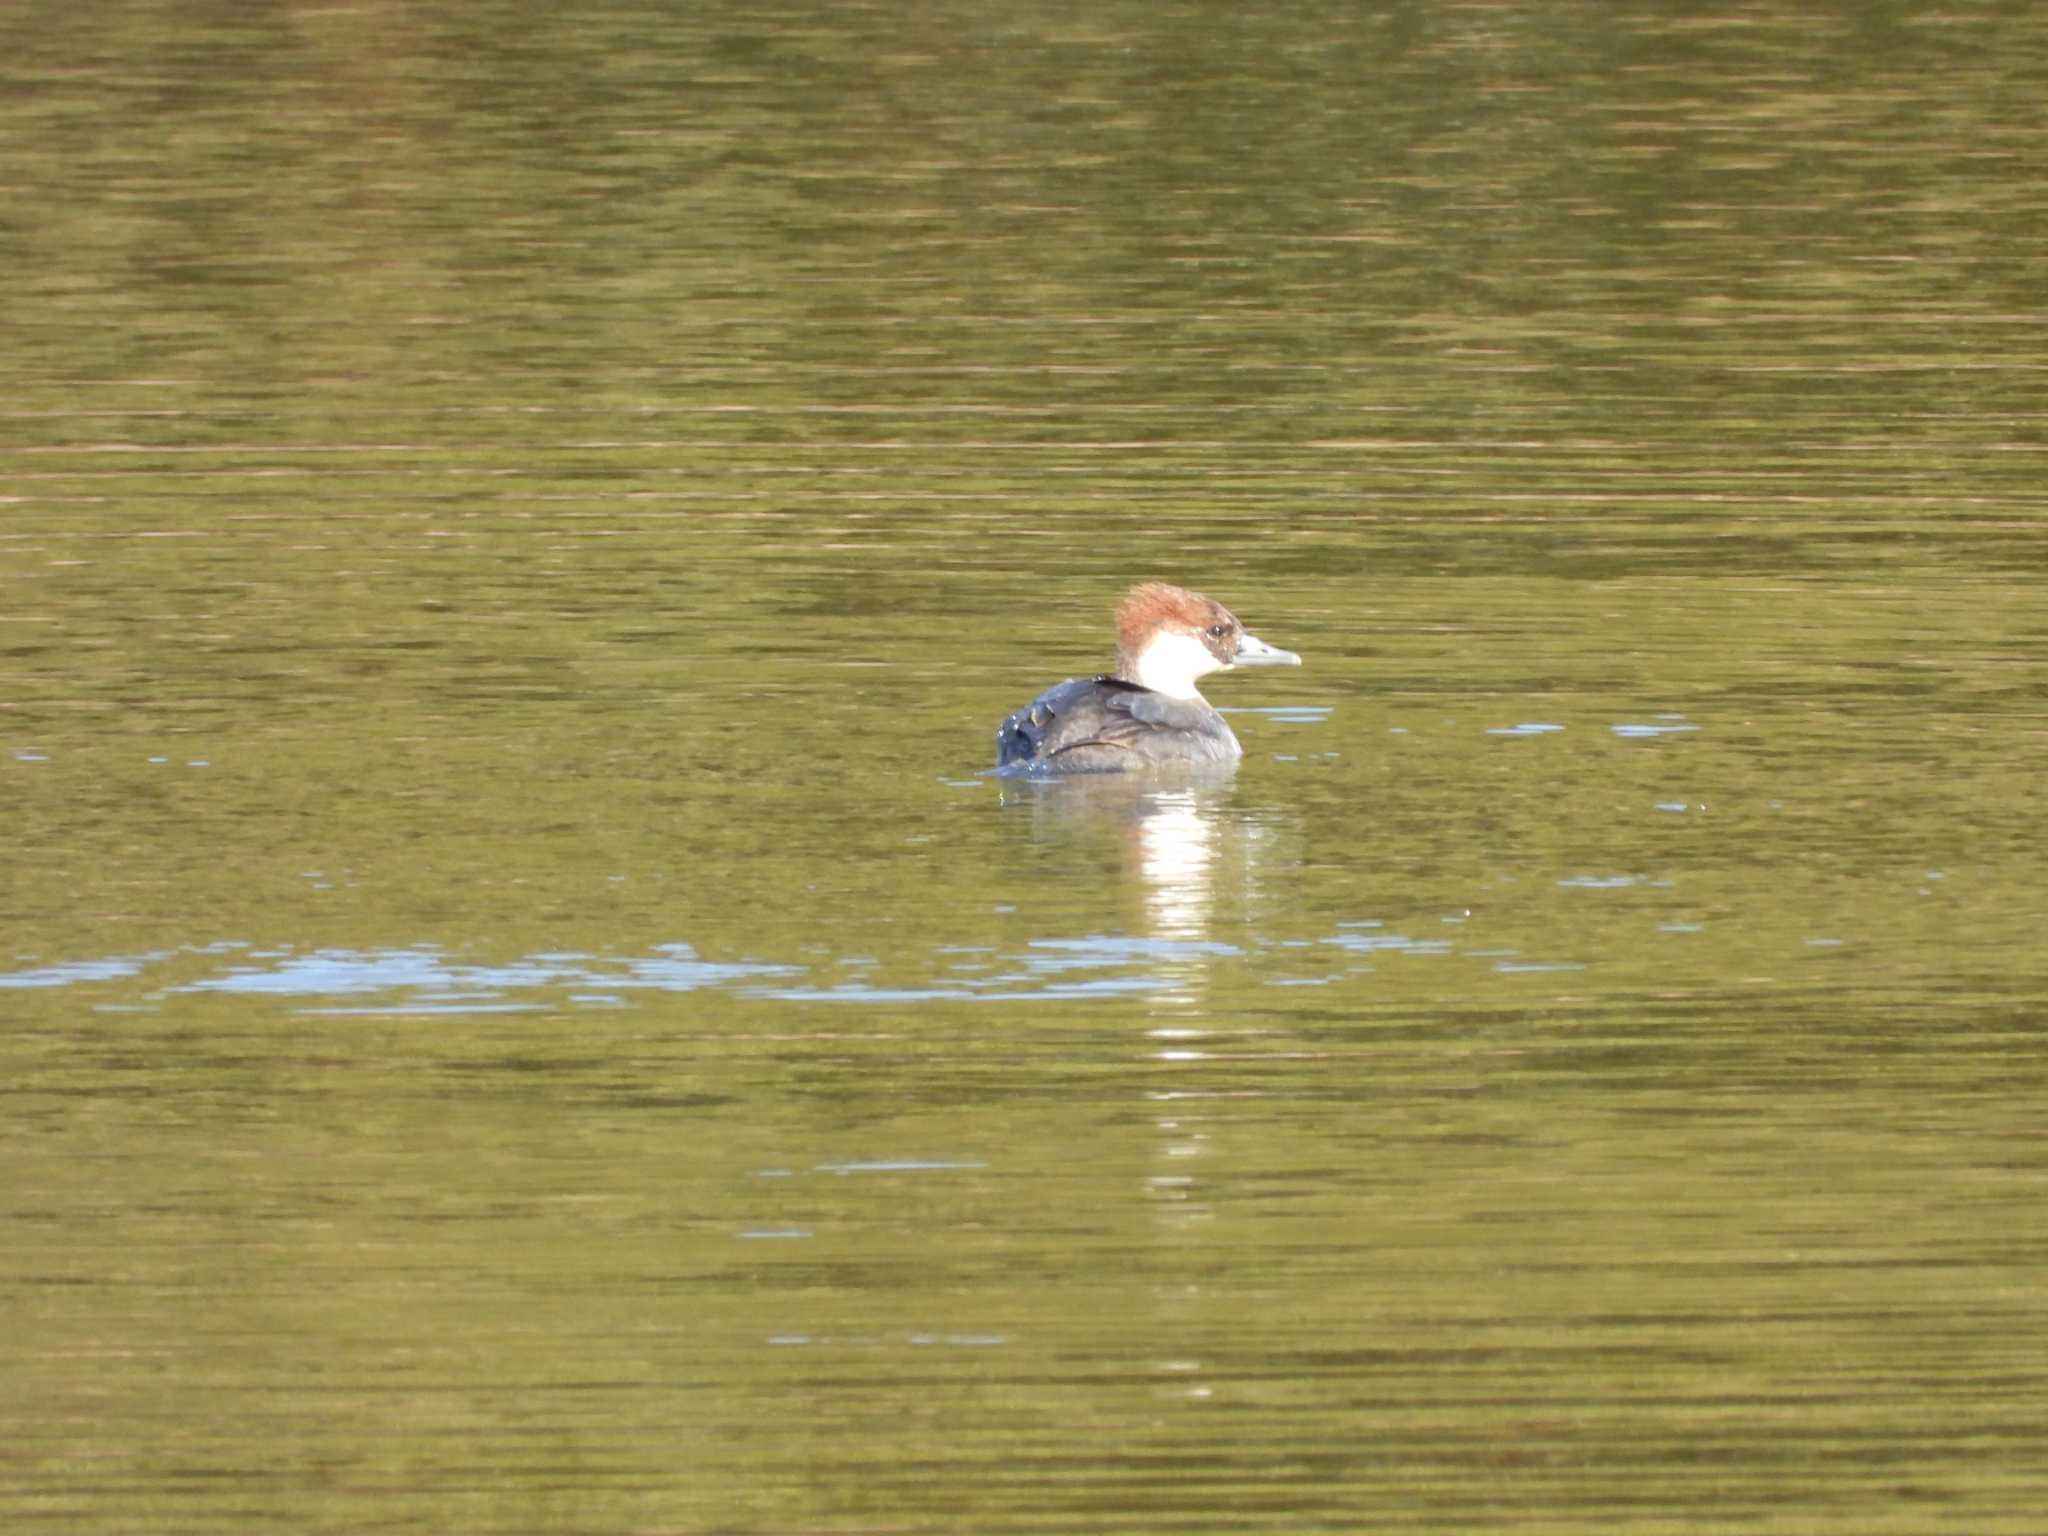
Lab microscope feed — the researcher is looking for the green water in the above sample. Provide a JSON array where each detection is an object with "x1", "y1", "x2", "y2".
[{"x1": 6, "y1": 3, "x2": 2048, "y2": 1532}]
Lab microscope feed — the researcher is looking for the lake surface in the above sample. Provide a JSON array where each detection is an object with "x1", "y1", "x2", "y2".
[{"x1": 6, "y1": 3, "x2": 2048, "y2": 1531}]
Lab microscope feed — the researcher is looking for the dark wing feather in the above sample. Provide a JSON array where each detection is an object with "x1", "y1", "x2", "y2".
[
  {"x1": 995, "y1": 678, "x2": 1209, "y2": 771},
  {"x1": 995, "y1": 676, "x2": 1132, "y2": 768}
]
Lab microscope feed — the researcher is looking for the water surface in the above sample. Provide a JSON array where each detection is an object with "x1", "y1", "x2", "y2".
[{"x1": 6, "y1": 4, "x2": 2048, "y2": 1532}]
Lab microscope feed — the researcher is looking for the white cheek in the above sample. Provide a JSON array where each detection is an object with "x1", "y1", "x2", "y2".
[{"x1": 1132, "y1": 631, "x2": 1223, "y2": 698}]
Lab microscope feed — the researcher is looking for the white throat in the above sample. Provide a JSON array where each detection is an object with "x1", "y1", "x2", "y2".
[{"x1": 1130, "y1": 631, "x2": 1223, "y2": 700}]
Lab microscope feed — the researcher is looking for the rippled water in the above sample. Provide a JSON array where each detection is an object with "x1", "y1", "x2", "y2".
[{"x1": 7, "y1": 3, "x2": 2048, "y2": 1532}]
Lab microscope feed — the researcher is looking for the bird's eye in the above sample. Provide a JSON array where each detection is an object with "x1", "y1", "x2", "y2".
[{"x1": 1207, "y1": 623, "x2": 1228, "y2": 639}]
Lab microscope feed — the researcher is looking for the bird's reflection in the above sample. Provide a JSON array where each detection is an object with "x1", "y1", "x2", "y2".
[
  {"x1": 996, "y1": 767, "x2": 1282, "y2": 1007},
  {"x1": 1130, "y1": 787, "x2": 1215, "y2": 943}
]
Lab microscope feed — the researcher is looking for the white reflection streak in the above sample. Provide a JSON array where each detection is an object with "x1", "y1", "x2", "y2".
[{"x1": 1133, "y1": 789, "x2": 1218, "y2": 1006}]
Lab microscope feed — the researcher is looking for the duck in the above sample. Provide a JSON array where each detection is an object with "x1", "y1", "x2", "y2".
[{"x1": 994, "y1": 582, "x2": 1301, "y2": 773}]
